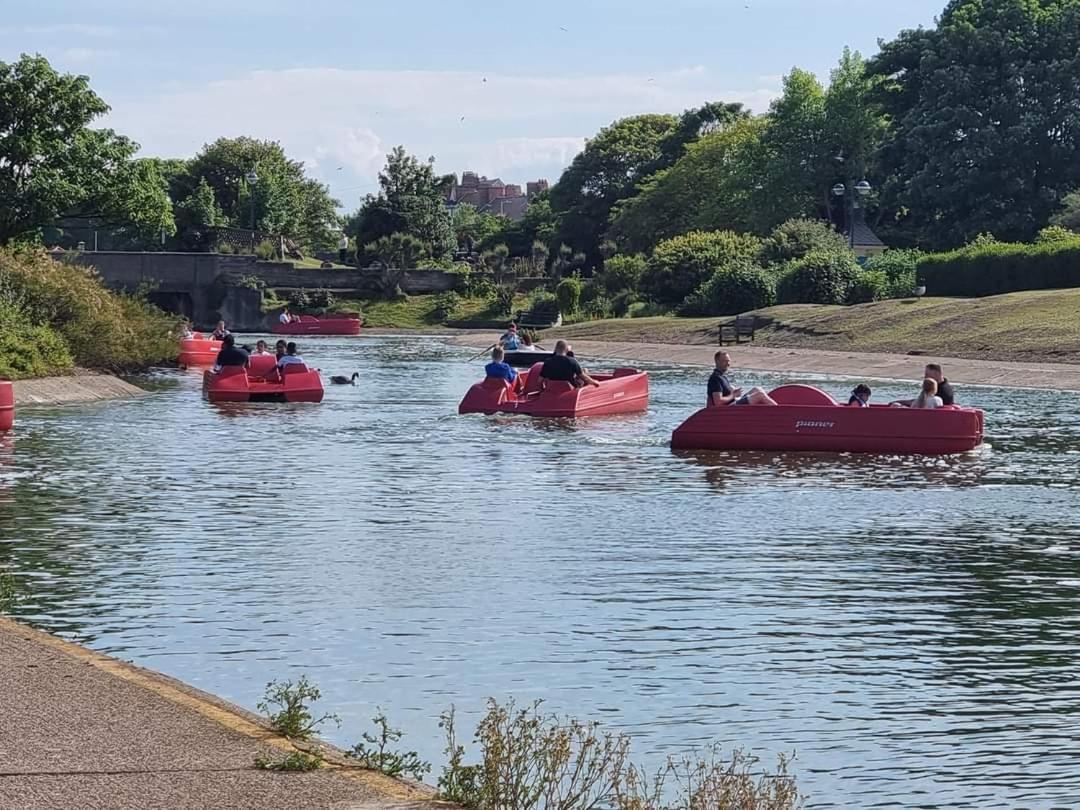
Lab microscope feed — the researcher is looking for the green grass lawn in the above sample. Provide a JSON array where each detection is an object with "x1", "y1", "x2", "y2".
[
  {"x1": 328, "y1": 293, "x2": 529, "y2": 329},
  {"x1": 548, "y1": 289, "x2": 1080, "y2": 363}
]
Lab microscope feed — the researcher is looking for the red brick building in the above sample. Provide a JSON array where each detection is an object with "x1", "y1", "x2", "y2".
[{"x1": 446, "y1": 172, "x2": 548, "y2": 221}]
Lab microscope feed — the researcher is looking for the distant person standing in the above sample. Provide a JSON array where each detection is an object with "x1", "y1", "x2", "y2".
[{"x1": 338, "y1": 232, "x2": 350, "y2": 264}]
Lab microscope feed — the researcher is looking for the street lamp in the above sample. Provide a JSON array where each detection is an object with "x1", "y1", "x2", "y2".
[
  {"x1": 832, "y1": 180, "x2": 872, "y2": 249},
  {"x1": 245, "y1": 169, "x2": 259, "y2": 231}
]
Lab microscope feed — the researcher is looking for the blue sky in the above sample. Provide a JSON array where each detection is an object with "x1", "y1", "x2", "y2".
[{"x1": 1, "y1": 1, "x2": 945, "y2": 210}]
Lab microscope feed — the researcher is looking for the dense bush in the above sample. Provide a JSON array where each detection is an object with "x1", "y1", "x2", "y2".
[
  {"x1": 846, "y1": 269, "x2": 889, "y2": 304},
  {"x1": 777, "y1": 249, "x2": 863, "y2": 304},
  {"x1": 431, "y1": 291, "x2": 460, "y2": 320},
  {"x1": 0, "y1": 301, "x2": 74, "y2": 379},
  {"x1": 641, "y1": 230, "x2": 761, "y2": 307},
  {"x1": 918, "y1": 238, "x2": 1080, "y2": 296},
  {"x1": 255, "y1": 240, "x2": 277, "y2": 260},
  {"x1": 555, "y1": 276, "x2": 583, "y2": 314},
  {"x1": 581, "y1": 295, "x2": 614, "y2": 319},
  {"x1": 1035, "y1": 225, "x2": 1077, "y2": 244},
  {"x1": 864, "y1": 249, "x2": 920, "y2": 298},
  {"x1": 760, "y1": 218, "x2": 849, "y2": 266},
  {"x1": 0, "y1": 248, "x2": 178, "y2": 374},
  {"x1": 679, "y1": 261, "x2": 777, "y2": 316},
  {"x1": 594, "y1": 254, "x2": 646, "y2": 295}
]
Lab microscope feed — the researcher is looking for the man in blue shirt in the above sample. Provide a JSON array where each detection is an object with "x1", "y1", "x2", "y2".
[{"x1": 485, "y1": 347, "x2": 517, "y2": 383}]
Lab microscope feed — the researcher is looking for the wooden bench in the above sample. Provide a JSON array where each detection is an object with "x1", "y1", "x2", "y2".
[{"x1": 718, "y1": 315, "x2": 756, "y2": 345}]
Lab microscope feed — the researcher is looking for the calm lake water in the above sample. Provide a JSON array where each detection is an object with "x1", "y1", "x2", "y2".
[{"x1": 3, "y1": 335, "x2": 1080, "y2": 808}]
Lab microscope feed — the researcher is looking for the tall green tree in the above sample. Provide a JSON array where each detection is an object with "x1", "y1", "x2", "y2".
[
  {"x1": 349, "y1": 147, "x2": 455, "y2": 259},
  {"x1": 870, "y1": 0, "x2": 1080, "y2": 248},
  {"x1": 0, "y1": 54, "x2": 172, "y2": 245},
  {"x1": 175, "y1": 136, "x2": 340, "y2": 249}
]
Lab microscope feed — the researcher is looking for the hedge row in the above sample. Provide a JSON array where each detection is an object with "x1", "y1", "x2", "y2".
[{"x1": 919, "y1": 239, "x2": 1080, "y2": 297}]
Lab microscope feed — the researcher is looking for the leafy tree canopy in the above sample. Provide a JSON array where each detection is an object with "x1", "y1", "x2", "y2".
[
  {"x1": 0, "y1": 54, "x2": 172, "y2": 246},
  {"x1": 869, "y1": 0, "x2": 1080, "y2": 248}
]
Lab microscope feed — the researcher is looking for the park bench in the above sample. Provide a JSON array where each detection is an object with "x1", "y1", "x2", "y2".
[{"x1": 718, "y1": 314, "x2": 756, "y2": 346}]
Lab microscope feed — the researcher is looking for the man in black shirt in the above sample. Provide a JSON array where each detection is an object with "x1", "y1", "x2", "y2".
[
  {"x1": 892, "y1": 362, "x2": 957, "y2": 407},
  {"x1": 540, "y1": 340, "x2": 600, "y2": 388},
  {"x1": 707, "y1": 351, "x2": 777, "y2": 406},
  {"x1": 213, "y1": 334, "x2": 249, "y2": 369}
]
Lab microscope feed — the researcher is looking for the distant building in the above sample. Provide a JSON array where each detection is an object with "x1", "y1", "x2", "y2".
[{"x1": 446, "y1": 171, "x2": 547, "y2": 221}]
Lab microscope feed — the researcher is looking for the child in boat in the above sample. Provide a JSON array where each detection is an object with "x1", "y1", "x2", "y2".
[
  {"x1": 253, "y1": 340, "x2": 272, "y2": 356},
  {"x1": 848, "y1": 384, "x2": 872, "y2": 407},
  {"x1": 485, "y1": 347, "x2": 517, "y2": 384},
  {"x1": 181, "y1": 321, "x2": 194, "y2": 339},
  {"x1": 520, "y1": 333, "x2": 546, "y2": 351},
  {"x1": 911, "y1": 378, "x2": 943, "y2": 409}
]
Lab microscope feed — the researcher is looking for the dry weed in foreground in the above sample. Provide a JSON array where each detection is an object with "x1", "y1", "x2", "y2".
[{"x1": 438, "y1": 698, "x2": 803, "y2": 810}]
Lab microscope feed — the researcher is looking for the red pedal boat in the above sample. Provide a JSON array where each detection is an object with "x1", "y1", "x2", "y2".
[
  {"x1": 671, "y1": 384, "x2": 984, "y2": 455},
  {"x1": 202, "y1": 355, "x2": 324, "y2": 403},
  {"x1": 0, "y1": 380, "x2": 13, "y2": 432},
  {"x1": 458, "y1": 363, "x2": 649, "y2": 417},
  {"x1": 272, "y1": 314, "x2": 362, "y2": 336},
  {"x1": 178, "y1": 334, "x2": 222, "y2": 367}
]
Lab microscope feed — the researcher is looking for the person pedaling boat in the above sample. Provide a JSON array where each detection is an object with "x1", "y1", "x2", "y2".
[
  {"x1": 541, "y1": 340, "x2": 600, "y2": 388},
  {"x1": 707, "y1": 351, "x2": 777, "y2": 407},
  {"x1": 890, "y1": 363, "x2": 956, "y2": 408},
  {"x1": 276, "y1": 342, "x2": 306, "y2": 369},
  {"x1": 210, "y1": 320, "x2": 230, "y2": 340},
  {"x1": 212, "y1": 334, "x2": 249, "y2": 371}
]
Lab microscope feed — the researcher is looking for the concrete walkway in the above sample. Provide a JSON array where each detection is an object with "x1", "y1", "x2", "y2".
[
  {"x1": 0, "y1": 618, "x2": 438, "y2": 810},
  {"x1": 451, "y1": 334, "x2": 1080, "y2": 391}
]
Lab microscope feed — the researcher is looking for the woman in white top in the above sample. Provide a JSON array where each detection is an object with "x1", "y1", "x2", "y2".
[{"x1": 912, "y1": 377, "x2": 944, "y2": 409}]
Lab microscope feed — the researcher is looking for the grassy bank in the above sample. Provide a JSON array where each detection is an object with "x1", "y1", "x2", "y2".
[
  {"x1": 547, "y1": 289, "x2": 1080, "y2": 363},
  {"x1": 0, "y1": 248, "x2": 179, "y2": 380},
  {"x1": 329, "y1": 293, "x2": 528, "y2": 330}
]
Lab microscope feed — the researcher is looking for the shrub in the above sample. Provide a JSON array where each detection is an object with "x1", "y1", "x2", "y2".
[
  {"x1": 217, "y1": 241, "x2": 236, "y2": 255},
  {"x1": 364, "y1": 232, "x2": 428, "y2": 268},
  {"x1": 555, "y1": 276, "x2": 583, "y2": 314},
  {"x1": 254, "y1": 240, "x2": 277, "y2": 260},
  {"x1": 846, "y1": 269, "x2": 889, "y2": 304},
  {"x1": 610, "y1": 290, "x2": 638, "y2": 317},
  {"x1": 594, "y1": 254, "x2": 646, "y2": 295},
  {"x1": 918, "y1": 239, "x2": 1080, "y2": 296},
  {"x1": 432, "y1": 290, "x2": 461, "y2": 320},
  {"x1": 347, "y1": 710, "x2": 431, "y2": 781},
  {"x1": 492, "y1": 284, "x2": 515, "y2": 316},
  {"x1": 287, "y1": 289, "x2": 311, "y2": 310},
  {"x1": 680, "y1": 262, "x2": 776, "y2": 316},
  {"x1": 0, "y1": 248, "x2": 178, "y2": 373},
  {"x1": 760, "y1": 218, "x2": 848, "y2": 266},
  {"x1": 777, "y1": 250, "x2": 862, "y2": 304},
  {"x1": 257, "y1": 676, "x2": 339, "y2": 741},
  {"x1": 254, "y1": 751, "x2": 323, "y2": 772},
  {"x1": 641, "y1": 230, "x2": 762, "y2": 307},
  {"x1": 864, "y1": 249, "x2": 920, "y2": 298},
  {"x1": 581, "y1": 296, "x2": 614, "y2": 320},
  {"x1": 523, "y1": 292, "x2": 560, "y2": 324},
  {"x1": 0, "y1": 301, "x2": 74, "y2": 379},
  {"x1": 1035, "y1": 225, "x2": 1078, "y2": 244},
  {"x1": 308, "y1": 289, "x2": 335, "y2": 309}
]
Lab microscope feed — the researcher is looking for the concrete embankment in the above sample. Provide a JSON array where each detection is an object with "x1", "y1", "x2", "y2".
[
  {"x1": 13, "y1": 372, "x2": 147, "y2": 407},
  {"x1": 450, "y1": 333, "x2": 1080, "y2": 391},
  {"x1": 0, "y1": 617, "x2": 438, "y2": 810}
]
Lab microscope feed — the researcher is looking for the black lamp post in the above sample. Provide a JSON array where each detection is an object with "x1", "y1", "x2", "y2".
[{"x1": 832, "y1": 179, "x2": 872, "y2": 250}]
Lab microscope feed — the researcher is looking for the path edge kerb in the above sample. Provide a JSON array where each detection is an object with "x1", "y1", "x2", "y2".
[{"x1": 0, "y1": 617, "x2": 436, "y2": 802}]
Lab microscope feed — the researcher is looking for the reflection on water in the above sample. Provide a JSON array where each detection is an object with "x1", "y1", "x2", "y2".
[{"x1": 3, "y1": 336, "x2": 1080, "y2": 808}]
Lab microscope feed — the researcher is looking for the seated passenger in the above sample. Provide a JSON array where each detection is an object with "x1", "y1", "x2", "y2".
[
  {"x1": 499, "y1": 323, "x2": 521, "y2": 351},
  {"x1": 541, "y1": 340, "x2": 600, "y2": 388},
  {"x1": 891, "y1": 363, "x2": 956, "y2": 407},
  {"x1": 707, "y1": 351, "x2": 777, "y2": 407},
  {"x1": 279, "y1": 307, "x2": 293, "y2": 324},
  {"x1": 485, "y1": 347, "x2": 517, "y2": 384},
  {"x1": 848, "y1": 384, "x2": 872, "y2": 407},
  {"x1": 210, "y1": 320, "x2": 230, "y2": 340},
  {"x1": 212, "y1": 334, "x2": 249, "y2": 371},
  {"x1": 276, "y1": 341, "x2": 306, "y2": 369},
  {"x1": 911, "y1": 378, "x2": 943, "y2": 409},
  {"x1": 253, "y1": 340, "x2": 272, "y2": 356},
  {"x1": 274, "y1": 339, "x2": 287, "y2": 361},
  {"x1": 520, "y1": 334, "x2": 545, "y2": 351},
  {"x1": 181, "y1": 322, "x2": 195, "y2": 339}
]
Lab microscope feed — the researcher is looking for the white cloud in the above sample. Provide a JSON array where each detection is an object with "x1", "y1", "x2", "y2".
[{"x1": 102, "y1": 65, "x2": 782, "y2": 208}]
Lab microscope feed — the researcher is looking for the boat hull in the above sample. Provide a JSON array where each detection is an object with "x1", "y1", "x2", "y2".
[
  {"x1": 0, "y1": 380, "x2": 13, "y2": 432},
  {"x1": 272, "y1": 315, "x2": 362, "y2": 336},
  {"x1": 458, "y1": 365, "x2": 649, "y2": 417},
  {"x1": 671, "y1": 385, "x2": 984, "y2": 455},
  {"x1": 202, "y1": 362, "x2": 325, "y2": 403},
  {"x1": 178, "y1": 335, "x2": 222, "y2": 368}
]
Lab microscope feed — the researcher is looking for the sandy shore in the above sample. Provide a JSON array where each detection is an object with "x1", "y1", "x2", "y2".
[{"x1": 448, "y1": 333, "x2": 1080, "y2": 391}]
